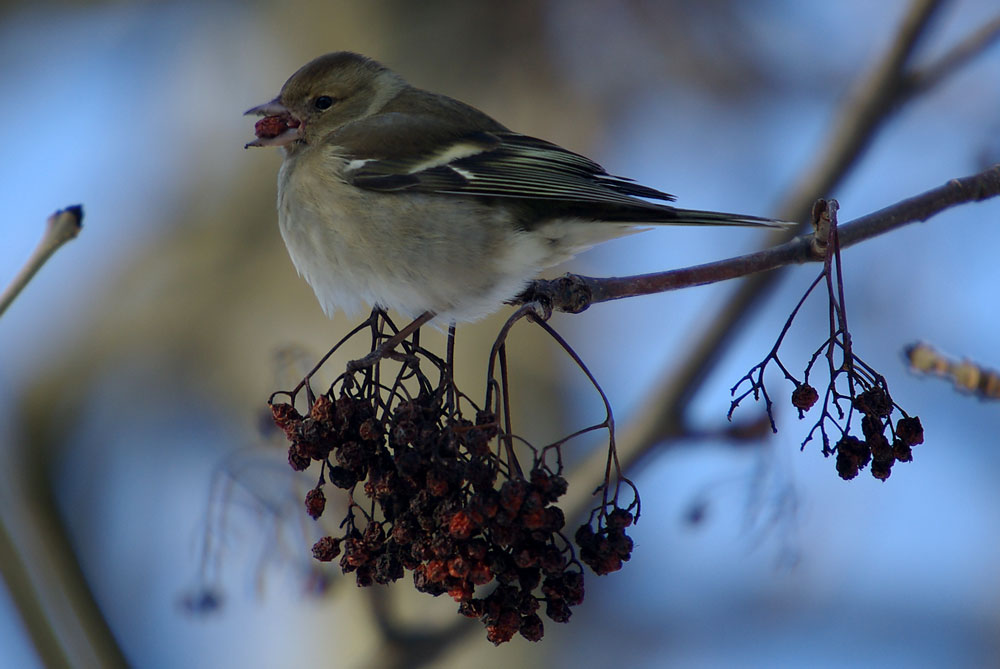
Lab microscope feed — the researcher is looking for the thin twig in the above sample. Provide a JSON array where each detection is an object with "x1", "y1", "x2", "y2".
[{"x1": 0, "y1": 206, "x2": 83, "y2": 319}]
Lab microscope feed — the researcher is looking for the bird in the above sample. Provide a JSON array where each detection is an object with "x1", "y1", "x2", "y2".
[{"x1": 246, "y1": 51, "x2": 787, "y2": 325}]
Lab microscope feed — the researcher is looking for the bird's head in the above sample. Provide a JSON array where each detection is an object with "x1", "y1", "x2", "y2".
[{"x1": 244, "y1": 52, "x2": 404, "y2": 151}]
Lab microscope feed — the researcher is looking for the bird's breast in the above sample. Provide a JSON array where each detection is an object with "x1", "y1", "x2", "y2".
[{"x1": 274, "y1": 148, "x2": 603, "y2": 321}]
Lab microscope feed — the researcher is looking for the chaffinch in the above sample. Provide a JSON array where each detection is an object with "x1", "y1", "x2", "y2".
[{"x1": 246, "y1": 52, "x2": 786, "y2": 323}]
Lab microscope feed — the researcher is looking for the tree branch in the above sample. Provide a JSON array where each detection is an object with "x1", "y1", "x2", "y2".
[{"x1": 517, "y1": 164, "x2": 1000, "y2": 312}]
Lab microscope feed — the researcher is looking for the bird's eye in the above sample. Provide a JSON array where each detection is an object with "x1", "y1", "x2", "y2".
[{"x1": 314, "y1": 96, "x2": 335, "y2": 110}]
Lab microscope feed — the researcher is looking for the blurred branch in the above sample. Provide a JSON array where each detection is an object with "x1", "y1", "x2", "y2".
[
  {"x1": 780, "y1": 0, "x2": 946, "y2": 213},
  {"x1": 0, "y1": 468, "x2": 128, "y2": 669},
  {"x1": 906, "y1": 341, "x2": 1000, "y2": 400},
  {"x1": 0, "y1": 206, "x2": 83, "y2": 320},
  {"x1": 519, "y1": 164, "x2": 1000, "y2": 311},
  {"x1": 902, "y1": 12, "x2": 1000, "y2": 97},
  {"x1": 0, "y1": 204, "x2": 127, "y2": 666},
  {"x1": 0, "y1": 519, "x2": 69, "y2": 668}
]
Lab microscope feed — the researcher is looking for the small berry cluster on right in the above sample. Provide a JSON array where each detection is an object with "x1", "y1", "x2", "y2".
[
  {"x1": 831, "y1": 387, "x2": 923, "y2": 481},
  {"x1": 575, "y1": 507, "x2": 634, "y2": 575},
  {"x1": 731, "y1": 199, "x2": 926, "y2": 483}
]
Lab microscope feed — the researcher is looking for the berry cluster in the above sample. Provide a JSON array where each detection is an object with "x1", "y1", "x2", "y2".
[
  {"x1": 270, "y1": 379, "x2": 635, "y2": 644},
  {"x1": 731, "y1": 200, "x2": 929, "y2": 483},
  {"x1": 575, "y1": 507, "x2": 634, "y2": 575},
  {"x1": 834, "y1": 387, "x2": 923, "y2": 481},
  {"x1": 788, "y1": 382, "x2": 924, "y2": 481}
]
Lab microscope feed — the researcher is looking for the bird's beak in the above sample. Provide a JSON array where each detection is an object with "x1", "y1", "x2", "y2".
[
  {"x1": 244, "y1": 97, "x2": 302, "y2": 148},
  {"x1": 244, "y1": 97, "x2": 289, "y2": 117}
]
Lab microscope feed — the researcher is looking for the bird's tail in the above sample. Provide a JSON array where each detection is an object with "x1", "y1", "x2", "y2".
[{"x1": 655, "y1": 207, "x2": 795, "y2": 229}]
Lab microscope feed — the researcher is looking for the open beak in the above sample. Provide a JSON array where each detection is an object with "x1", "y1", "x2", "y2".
[{"x1": 244, "y1": 97, "x2": 302, "y2": 148}]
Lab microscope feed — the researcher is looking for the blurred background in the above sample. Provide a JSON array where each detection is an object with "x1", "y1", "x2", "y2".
[{"x1": 1, "y1": 1, "x2": 999, "y2": 667}]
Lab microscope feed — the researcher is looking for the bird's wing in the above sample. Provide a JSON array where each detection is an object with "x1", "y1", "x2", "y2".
[{"x1": 333, "y1": 113, "x2": 676, "y2": 207}]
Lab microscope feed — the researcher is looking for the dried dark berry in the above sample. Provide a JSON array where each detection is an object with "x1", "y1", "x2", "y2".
[
  {"x1": 545, "y1": 598, "x2": 572, "y2": 623},
  {"x1": 309, "y1": 395, "x2": 335, "y2": 424},
  {"x1": 854, "y1": 387, "x2": 891, "y2": 418},
  {"x1": 447, "y1": 556, "x2": 470, "y2": 579},
  {"x1": 518, "y1": 589, "x2": 540, "y2": 615},
  {"x1": 254, "y1": 114, "x2": 293, "y2": 140},
  {"x1": 562, "y1": 571, "x2": 585, "y2": 606},
  {"x1": 542, "y1": 506, "x2": 565, "y2": 532},
  {"x1": 336, "y1": 441, "x2": 367, "y2": 475},
  {"x1": 892, "y1": 439, "x2": 913, "y2": 463},
  {"x1": 517, "y1": 567, "x2": 541, "y2": 591},
  {"x1": 394, "y1": 448, "x2": 423, "y2": 479},
  {"x1": 836, "y1": 450, "x2": 860, "y2": 481},
  {"x1": 500, "y1": 479, "x2": 529, "y2": 514},
  {"x1": 358, "y1": 418, "x2": 381, "y2": 441},
  {"x1": 342, "y1": 535, "x2": 370, "y2": 569},
  {"x1": 363, "y1": 521, "x2": 386, "y2": 548},
  {"x1": 791, "y1": 383, "x2": 819, "y2": 412},
  {"x1": 870, "y1": 458, "x2": 893, "y2": 481},
  {"x1": 270, "y1": 402, "x2": 302, "y2": 437},
  {"x1": 304, "y1": 487, "x2": 326, "y2": 519},
  {"x1": 448, "y1": 510, "x2": 475, "y2": 539},
  {"x1": 459, "y1": 598, "x2": 485, "y2": 618},
  {"x1": 522, "y1": 506, "x2": 547, "y2": 530},
  {"x1": 513, "y1": 546, "x2": 539, "y2": 569},
  {"x1": 355, "y1": 565, "x2": 374, "y2": 587},
  {"x1": 426, "y1": 468, "x2": 451, "y2": 497},
  {"x1": 311, "y1": 536, "x2": 341, "y2": 562},
  {"x1": 519, "y1": 613, "x2": 544, "y2": 642},
  {"x1": 540, "y1": 546, "x2": 566, "y2": 575},
  {"x1": 896, "y1": 416, "x2": 924, "y2": 446},
  {"x1": 448, "y1": 582, "x2": 473, "y2": 602},
  {"x1": 327, "y1": 465, "x2": 358, "y2": 489},
  {"x1": 468, "y1": 562, "x2": 492, "y2": 585},
  {"x1": 486, "y1": 609, "x2": 520, "y2": 645},
  {"x1": 836, "y1": 434, "x2": 870, "y2": 471},
  {"x1": 861, "y1": 414, "x2": 885, "y2": 441},
  {"x1": 288, "y1": 444, "x2": 310, "y2": 472},
  {"x1": 870, "y1": 434, "x2": 892, "y2": 462},
  {"x1": 608, "y1": 530, "x2": 633, "y2": 559},
  {"x1": 374, "y1": 552, "x2": 403, "y2": 584},
  {"x1": 606, "y1": 508, "x2": 633, "y2": 530},
  {"x1": 465, "y1": 538, "x2": 488, "y2": 561},
  {"x1": 547, "y1": 476, "x2": 568, "y2": 501},
  {"x1": 298, "y1": 419, "x2": 334, "y2": 460}
]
